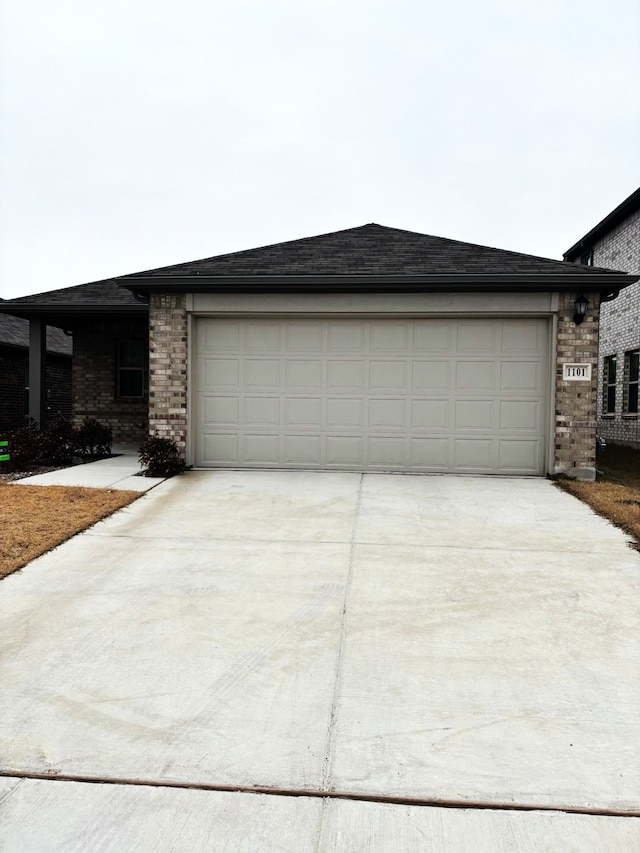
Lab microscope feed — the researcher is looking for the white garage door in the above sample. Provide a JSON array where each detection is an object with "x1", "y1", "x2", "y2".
[{"x1": 193, "y1": 317, "x2": 548, "y2": 474}]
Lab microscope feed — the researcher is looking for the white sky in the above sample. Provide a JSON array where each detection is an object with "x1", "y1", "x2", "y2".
[{"x1": 1, "y1": 0, "x2": 639, "y2": 298}]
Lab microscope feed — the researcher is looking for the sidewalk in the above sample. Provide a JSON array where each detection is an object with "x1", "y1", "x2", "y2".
[{"x1": 11, "y1": 445, "x2": 165, "y2": 492}]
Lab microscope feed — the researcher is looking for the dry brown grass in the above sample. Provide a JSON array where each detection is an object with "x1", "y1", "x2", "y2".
[
  {"x1": 556, "y1": 444, "x2": 640, "y2": 550},
  {"x1": 0, "y1": 483, "x2": 140, "y2": 580}
]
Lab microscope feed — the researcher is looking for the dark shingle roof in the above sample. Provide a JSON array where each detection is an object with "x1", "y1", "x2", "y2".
[
  {"x1": 0, "y1": 281, "x2": 148, "y2": 326},
  {"x1": 1, "y1": 279, "x2": 145, "y2": 309},
  {"x1": 0, "y1": 309, "x2": 72, "y2": 355},
  {"x1": 2, "y1": 225, "x2": 636, "y2": 315},
  {"x1": 564, "y1": 188, "x2": 640, "y2": 262},
  {"x1": 122, "y1": 224, "x2": 627, "y2": 279}
]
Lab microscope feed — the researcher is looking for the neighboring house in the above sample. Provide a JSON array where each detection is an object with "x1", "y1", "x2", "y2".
[
  {"x1": 0, "y1": 302, "x2": 73, "y2": 435},
  {"x1": 564, "y1": 188, "x2": 640, "y2": 449},
  {"x1": 1, "y1": 224, "x2": 637, "y2": 479}
]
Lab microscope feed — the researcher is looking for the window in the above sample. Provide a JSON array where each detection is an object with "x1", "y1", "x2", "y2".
[
  {"x1": 117, "y1": 340, "x2": 145, "y2": 398},
  {"x1": 624, "y1": 349, "x2": 639, "y2": 415},
  {"x1": 603, "y1": 355, "x2": 617, "y2": 415},
  {"x1": 579, "y1": 250, "x2": 593, "y2": 266}
]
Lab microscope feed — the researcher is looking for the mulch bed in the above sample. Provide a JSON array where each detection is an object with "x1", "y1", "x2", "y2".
[{"x1": 0, "y1": 465, "x2": 68, "y2": 483}]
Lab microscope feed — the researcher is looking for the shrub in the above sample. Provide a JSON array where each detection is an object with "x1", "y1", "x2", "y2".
[
  {"x1": 138, "y1": 435, "x2": 186, "y2": 477},
  {"x1": 0, "y1": 419, "x2": 42, "y2": 471},
  {"x1": 74, "y1": 418, "x2": 112, "y2": 459},
  {"x1": 0, "y1": 416, "x2": 114, "y2": 472},
  {"x1": 39, "y1": 418, "x2": 76, "y2": 466}
]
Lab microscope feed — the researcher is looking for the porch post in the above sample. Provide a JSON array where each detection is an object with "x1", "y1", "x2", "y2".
[{"x1": 28, "y1": 318, "x2": 47, "y2": 428}]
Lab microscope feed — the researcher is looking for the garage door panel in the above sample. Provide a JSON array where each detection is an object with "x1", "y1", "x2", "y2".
[
  {"x1": 245, "y1": 323, "x2": 281, "y2": 352},
  {"x1": 285, "y1": 322, "x2": 323, "y2": 351},
  {"x1": 370, "y1": 323, "x2": 408, "y2": 352},
  {"x1": 409, "y1": 437, "x2": 451, "y2": 469},
  {"x1": 203, "y1": 396, "x2": 239, "y2": 426},
  {"x1": 244, "y1": 360, "x2": 280, "y2": 389},
  {"x1": 326, "y1": 436, "x2": 363, "y2": 467},
  {"x1": 412, "y1": 361, "x2": 450, "y2": 390},
  {"x1": 327, "y1": 360, "x2": 364, "y2": 391},
  {"x1": 243, "y1": 435, "x2": 280, "y2": 465},
  {"x1": 499, "y1": 439, "x2": 541, "y2": 472},
  {"x1": 413, "y1": 323, "x2": 451, "y2": 352},
  {"x1": 202, "y1": 433, "x2": 238, "y2": 464},
  {"x1": 411, "y1": 400, "x2": 449, "y2": 430},
  {"x1": 501, "y1": 361, "x2": 541, "y2": 393},
  {"x1": 244, "y1": 397, "x2": 280, "y2": 427},
  {"x1": 194, "y1": 318, "x2": 548, "y2": 474},
  {"x1": 369, "y1": 399, "x2": 406, "y2": 429},
  {"x1": 200, "y1": 321, "x2": 240, "y2": 351},
  {"x1": 456, "y1": 361, "x2": 496, "y2": 391},
  {"x1": 285, "y1": 398, "x2": 322, "y2": 427},
  {"x1": 499, "y1": 400, "x2": 540, "y2": 431},
  {"x1": 368, "y1": 437, "x2": 406, "y2": 467},
  {"x1": 203, "y1": 358, "x2": 239, "y2": 389},
  {"x1": 369, "y1": 361, "x2": 408, "y2": 392},
  {"x1": 455, "y1": 400, "x2": 494, "y2": 431},
  {"x1": 453, "y1": 438, "x2": 494, "y2": 471},
  {"x1": 456, "y1": 323, "x2": 495, "y2": 353},
  {"x1": 283, "y1": 435, "x2": 321, "y2": 466},
  {"x1": 285, "y1": 360, "x2": 323, "y2": 390},
  {"x1": 327, "y1": 398, "x2": 364, "y2": 428},
  {"x1": 328, "y1": 323, "x2": 365, "y2": 352},
  {"x1": 501, "y1": 321, "x2": 543, "y2": 353}
]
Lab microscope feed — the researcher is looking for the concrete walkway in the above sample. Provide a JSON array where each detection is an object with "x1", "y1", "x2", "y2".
[
  {"x1": 11, "y1": 445, "x2": 165, "y2": 491},
  {"x1": 1, "y1": 471, "x2": 639, "y2": 850}
]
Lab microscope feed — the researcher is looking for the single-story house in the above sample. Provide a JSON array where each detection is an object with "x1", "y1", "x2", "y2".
[
  {"x1": 2, "y1": 224, "x2": 637, "y2": 479},
  {"x1": 0, "y1": 302, "x2": 72, "y2": 435},
  {"x1": 563, "y1": 187, "x2": 640, "y2": 449}
]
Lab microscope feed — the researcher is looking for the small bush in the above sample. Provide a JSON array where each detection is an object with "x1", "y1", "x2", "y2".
[
  {"x1": 39, "y1": 418, "x2": 76, "y2": 466},
  {"x1": 74, "y1": 418, "x2": 112, "y2": 459},
  {"x1": 0, "y1": 417, "x2": 114, "y2": 472},
  {"x1": 138, "y1": 435, "x2": 186, "y2": 478},
  {"x1": 0, "y1": 419, "x2": 42, "y2": 471}
]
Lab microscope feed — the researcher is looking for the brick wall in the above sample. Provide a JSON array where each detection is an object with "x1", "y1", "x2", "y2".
[
  {"x1": 46, "y1": 354, "x2": 72, "y2": 422},
  {"x1": 0, "y1": 347, "x2": 27, "y2": 435},
  {"x1": 593, "y1": 208, "x2": 640, "y2": 448},
  {"x1": 0, "y1": 347, "x2": 72, "y2": 436},
  {"x1": 149, "y1": 294, "x2": 187, "y2": 455},
  {"x1": 554, "y1": 291, "x2": 600, "y2": 479},
  {"x1": 72, "y1": 319, "x2": 148, "y2": 445}
]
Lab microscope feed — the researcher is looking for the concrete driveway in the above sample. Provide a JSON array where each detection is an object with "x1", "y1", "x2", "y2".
[{"x1": 1, "y1": 471, "x2": 639, "y2": 850}]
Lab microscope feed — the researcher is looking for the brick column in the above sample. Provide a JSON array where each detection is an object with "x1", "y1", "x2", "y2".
[
  {"x1": 149, "y1": 294, "x2": 188, "y2": 456},
  {"x1": 554, "y1": 291, "x2": 600, "y2": 480}
]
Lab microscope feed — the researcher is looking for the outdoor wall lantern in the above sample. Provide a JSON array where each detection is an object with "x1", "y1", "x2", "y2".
[{"x1": 573, "y1": 294, "x2": 589, "y2": 325}]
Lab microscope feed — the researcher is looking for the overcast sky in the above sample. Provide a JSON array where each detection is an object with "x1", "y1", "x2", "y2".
[{"x1": 1, "y1": 0, "x2": 638, "y2": 298}]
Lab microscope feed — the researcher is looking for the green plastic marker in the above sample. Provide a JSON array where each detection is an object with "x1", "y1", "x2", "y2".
[{"x1": 0, "y1": 440, "x2": 9, "y2": 462}]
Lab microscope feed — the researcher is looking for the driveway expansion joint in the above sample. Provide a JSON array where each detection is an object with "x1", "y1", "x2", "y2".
[
  {"x1": 320, "y1": 473, "x2": 364, "y2": 792},
  {"x1": 1, "y1": 771, "x2": 638, "y2": 819}
]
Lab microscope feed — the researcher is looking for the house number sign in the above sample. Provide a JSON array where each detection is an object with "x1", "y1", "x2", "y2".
[{"x1": 563, "y1": 363, "x2": 592, "y2": 381}]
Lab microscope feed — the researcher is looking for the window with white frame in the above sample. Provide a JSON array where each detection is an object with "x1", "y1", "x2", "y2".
[
  {"x1": 603, "y1": 355, "x2": 617, "y2": 415},
  {"x1": 624, "y1": 349, "x2": 639, "y2": 415}
]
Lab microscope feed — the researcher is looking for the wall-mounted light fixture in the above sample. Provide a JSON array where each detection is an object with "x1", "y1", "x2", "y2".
[{"x1": 573, "y1": 294, "x2": 589, "y2": 325}]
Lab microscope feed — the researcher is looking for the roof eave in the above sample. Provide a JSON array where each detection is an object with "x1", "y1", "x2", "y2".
[
  {"x1": 122, "y1": 272, "x2": 638, "y2": 294},
  {"x1": 0, "y1": 303, "x2": 148, "y2": 320},
  {"x1": 563, "y1": 187, "x2": 640, "y2": 261}
]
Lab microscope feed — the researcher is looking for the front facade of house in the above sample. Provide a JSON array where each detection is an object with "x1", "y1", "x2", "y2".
[
  {"x1": 564, "y1": 188, "x2": 640, "y2": 449},
  {"x1": 3, "y1": 225, "x2": 637, "y2": 479}
]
